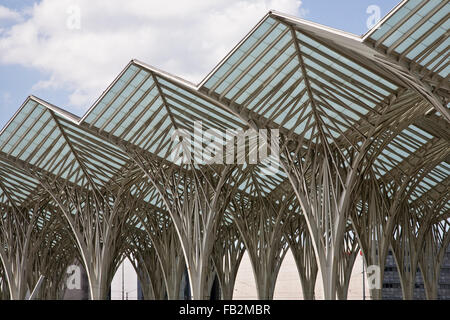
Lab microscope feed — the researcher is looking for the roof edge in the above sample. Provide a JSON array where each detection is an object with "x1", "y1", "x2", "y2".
[
  {"x1": 29, "y1": 95, "x2": 81, "y2": 124},
  {"x1": 270, "y1": 10, "x2": 363, "y2": 42}
]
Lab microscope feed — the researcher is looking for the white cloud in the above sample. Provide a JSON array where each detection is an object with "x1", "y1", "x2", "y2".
[
  {"x1": 0, "y1": 0, "x2": 304, "y2": 111},
  {"x1": 0, "y1": 5, "x2": 22, "y2": 22}
]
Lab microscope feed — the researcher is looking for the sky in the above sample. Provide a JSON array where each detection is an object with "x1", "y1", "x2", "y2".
[{"x1": 0, "y1": 0, "x2": 401, "y2": 129}]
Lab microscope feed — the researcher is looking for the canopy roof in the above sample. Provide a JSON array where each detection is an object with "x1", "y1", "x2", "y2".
[{"x1": 0, "y1": 1, "x2": 448, "y2": 216}]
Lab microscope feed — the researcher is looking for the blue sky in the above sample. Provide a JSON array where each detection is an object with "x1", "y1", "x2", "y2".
[{"x1": 0, "y1": 0, "x2": 400, "y2": 129}]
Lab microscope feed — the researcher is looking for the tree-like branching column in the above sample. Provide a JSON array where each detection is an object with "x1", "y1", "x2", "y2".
[
  {"x1": 132, "y1": 155, "x2": 241, "y2": 300},
  {"x1": 34, "y1": 175, "x2": 137, "y2": 300},
  {"x1": 126, "y1": 227, "x2": 166, "y2": 300},
  {"x1": 0, "y1": 105, "x2": 142, "y2": 299},
  {"x1": 389, "y1": 201, "x2": 434, "y2": 300},
  {"x1": 281, "y1": 143, "x2": 356, "y2": 300},
  {"x1": 351, "y1": 171, "x2": 394, "y2": 300},
  {"x1": 40, "y1": 240, "x2": 77, "y2": 299},
  {"x1": 129, "y1": 189, "x2": 185, "y2": 300},
  {"x1": 419, "y1": 212, "x2": 450, "y2": 300},
  {"x1": 283, "y1": 212, "x2": 318, "y2": 300},
  {"x1": 277, "y1": 48, "x2": 432, "y2": 298},
  {"x1": 211, "y1": 213, "x2": 246, "y2": 300},
  {"x1": 352, "y1": 88, "x2": 449, "y2": 299},
  {"x1": 353, "y1": 148, "x2": 447, "y2": 299},
  {"x1": 230, "y1": 191, "x2": 290, "y2": 300},
  {"x1": 0, "y1": 194, "x2": 54, "y2": 300},
  {"x1": 354, "y1": 178, "x2": 423, "y2": 301},
  {"x1": 276, "y1": 25, "x2": 404, "y2": 300},
  {"x1": 386, "y1": 154, "x2": 449, "y2": 300},
  {"x1": 32, "y1": 218, "x2": 77, "y2": 300},
  {"x1": 336, "y1": 226, "x2": 359, "y2": 300}
]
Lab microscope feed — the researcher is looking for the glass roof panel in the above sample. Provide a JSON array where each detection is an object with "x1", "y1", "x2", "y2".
[
  {"x1": 367, "y1": 0, "x2": 448, "y2": 78},
  {"x1": 85, "y1": 65, "x2": 141, "y2": 125}
]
